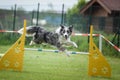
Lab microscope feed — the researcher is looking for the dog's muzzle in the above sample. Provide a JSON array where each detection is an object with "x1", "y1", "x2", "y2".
[{"x1": 65, "y1": 35, "x2": 68, "y2": 40}]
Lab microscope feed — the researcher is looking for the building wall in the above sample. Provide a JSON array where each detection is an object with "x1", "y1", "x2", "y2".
[
  {"x1": 105, "y1": 17, "x2": 113, "y2": 33},
  {"x1": 92, "y1": 7, "x2": 108, "y2": 17},
  {"x1": 90, "y1": 6, "x2": 113, "y2": 33},
  {"x1": 91, "y1": 17, "x2": 113, "y2": 33}
]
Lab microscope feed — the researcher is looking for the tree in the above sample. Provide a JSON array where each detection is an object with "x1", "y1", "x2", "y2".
[
  {"x1": 66, "y1": 0, "x2": 87, "y2": 32},
  {"x1": 68, "y1": 0, "x2": 86, "y2": 15}
]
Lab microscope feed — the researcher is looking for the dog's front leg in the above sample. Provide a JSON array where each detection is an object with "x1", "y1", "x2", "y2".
[
  {"x1": 29, "y1": 40, "x2": 35, "y2": 45},
  {"x1": 56, "y1": 42, "x2": 71, "y2": 57},
  {"x1": 70, "y1": 41, "x2": 78, "y2": 48},
  {"x1": 67, "y1": 38, "x2": 78, "y2": 48}
]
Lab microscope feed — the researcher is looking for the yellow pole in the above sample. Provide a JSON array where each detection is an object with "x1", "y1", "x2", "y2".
[
  {"x1": 0, "y1": 19, "x2": 26, "y2": 71},
  {"x1": 88, "y1": 25, "x2": 111, "y2": 77}
]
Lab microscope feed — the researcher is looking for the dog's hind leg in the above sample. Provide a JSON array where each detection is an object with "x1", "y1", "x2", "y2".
[{"x1": 57, "y1": 44, "x2": 66, "y2": 51}]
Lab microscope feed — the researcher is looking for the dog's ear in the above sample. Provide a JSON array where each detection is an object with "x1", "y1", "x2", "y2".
[
  {"x1": 60, "y1": 24, "x2": 64, "y2": 29},
  {"x1": 69, "y1": 25, "x2": 73, "y2": 31}
]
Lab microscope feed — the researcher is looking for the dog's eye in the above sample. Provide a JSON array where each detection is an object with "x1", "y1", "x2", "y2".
[
  {"x1": 67, "y1": 30, "x2": 69, "y2": 33},
  {"x1": 63, "y1": 30, "x2": 65, "y2": 33}
]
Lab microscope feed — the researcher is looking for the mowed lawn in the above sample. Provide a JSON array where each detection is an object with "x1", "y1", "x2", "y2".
[{"x1": 0, "y1": 49, "x2": 120, "y2": 80}]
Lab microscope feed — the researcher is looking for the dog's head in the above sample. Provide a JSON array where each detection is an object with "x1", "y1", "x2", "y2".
[{"x1": 60, "y1": 24, "x2": 73, "y2": 40}]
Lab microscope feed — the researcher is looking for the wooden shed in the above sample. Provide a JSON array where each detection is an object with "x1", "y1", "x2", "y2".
[{"x1": 80, "y1": 0, "x2": 120, "y2": 33}]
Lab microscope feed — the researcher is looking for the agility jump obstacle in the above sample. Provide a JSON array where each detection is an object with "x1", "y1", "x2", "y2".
[
  {"x1": 0, "y1": 28, "x2": 119, "y2": 52},
  {"x1": 25, "y1": 48, "x2": 89, "y2": 54},
  {"x1": 0, "y1": 30, "x2": 18, "y2": 33},
  {"x1": 88, "y1": 26, "x2": 111, "y2": 77},
  {"x1": 0, "y1": 20, "x2": 26, "y2": 71},
  {"x1": 101, "y1": 35, "x2": 120, "y2": 52},
  {"x1": 0, "y1": 23, "x2": 111, "y2": 77}
]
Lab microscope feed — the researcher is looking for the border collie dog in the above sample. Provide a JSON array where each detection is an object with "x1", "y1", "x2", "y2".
[
  {"x1": 18, "y1": 26, "x2": 65, "y2": 51},
  {"x1": 18, "y1": 25, "x2": 78, "y2": 52},
  {"x1": 55, "y1": 25, "x2": 78, "y2": 48}
]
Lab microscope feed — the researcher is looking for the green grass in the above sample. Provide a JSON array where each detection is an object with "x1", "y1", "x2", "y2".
[{"x1": 0, "y1": 46, "x2": 120, "y2": 80}]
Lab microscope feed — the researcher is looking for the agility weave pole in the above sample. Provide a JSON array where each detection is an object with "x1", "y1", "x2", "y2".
[
  {"x1": 88, "y1": 25, "x2": 111, "y2": 77},
  {"x1": 0, "y1": 20, "x2": 26, "y2": 71},
  {"x1": 25, "y1": 48, "x2": 89, "y2": 54}
]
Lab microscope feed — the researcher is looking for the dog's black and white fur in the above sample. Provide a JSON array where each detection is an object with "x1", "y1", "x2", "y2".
[
  {"x1": 55, "y1": 25, "x2": 78, "y2": 48},
  {"x1": 18, "y1": 25, "x2": 78, "y2": 52},
  {"x1": 18, "y1": 26, "x2": 65, "y2": 51}
]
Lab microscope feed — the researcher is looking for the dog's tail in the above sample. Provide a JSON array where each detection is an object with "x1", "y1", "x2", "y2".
[{"x1": 18, "y1": 26, "x2": 41, "y2": 37}]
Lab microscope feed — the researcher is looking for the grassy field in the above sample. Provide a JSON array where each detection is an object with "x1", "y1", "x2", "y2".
[{"x1": 0, "y1": 46, "x2": 120, "y2": 80}]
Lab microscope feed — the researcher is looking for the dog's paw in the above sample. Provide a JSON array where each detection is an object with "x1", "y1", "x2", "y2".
[
  {"x1": 70, "y1": 42, "x2": 78, "y2": 48},
  {"x1": 74, "y1": 44, "x2": 78, "y2": 48},
  {"x1": 29, "y1": 43, "x2": 33, "y2": 46},
  {"x1": 66, "y1": 52, "x2": 71, "y2": 57}
]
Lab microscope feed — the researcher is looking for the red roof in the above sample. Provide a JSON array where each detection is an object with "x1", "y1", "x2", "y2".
[{"x1": 80, "y1": 0, "x2": 120, "y2": 14}]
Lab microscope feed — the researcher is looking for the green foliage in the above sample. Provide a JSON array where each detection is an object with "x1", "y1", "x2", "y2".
[
  {"x1": 0, "y1": 9, "x2": 13, "y2": 30},
  {"x1": 67, "y1": 0, "x2": 86, "y2": 15},
  {"x1": 0, "y1": 33, "x2": 19, "y2": 45},
  {"x1": 66, "y1": 0, "x2": 87, "y2": 32},
  {"x1": 71, "y1": 36, "x2": 89, "y2": 51}
]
